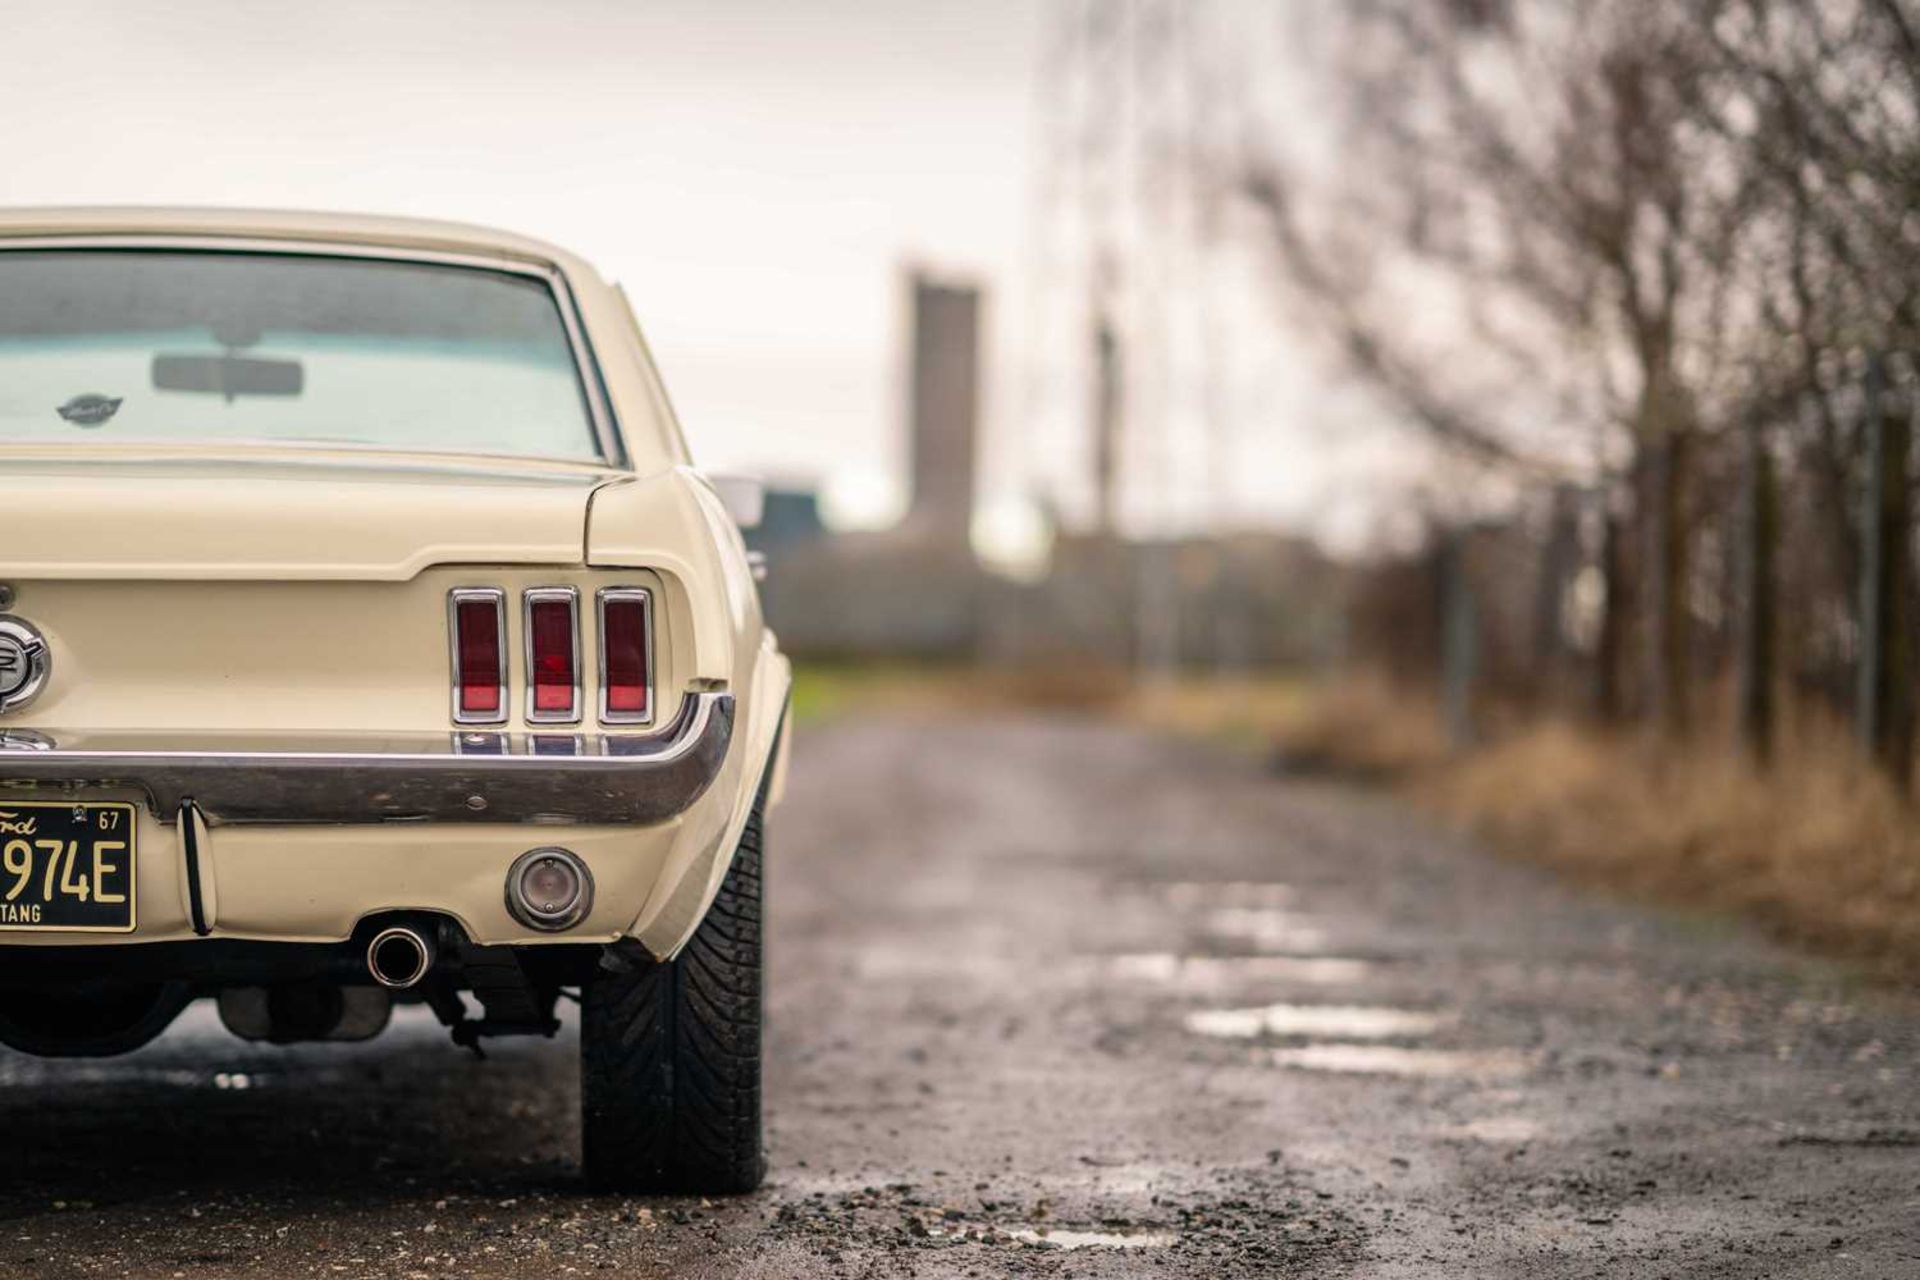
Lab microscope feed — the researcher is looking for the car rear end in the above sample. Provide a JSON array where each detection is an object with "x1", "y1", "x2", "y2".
[{"x1": 0, "y1": 214, "x2": 790, "y2": 1189}]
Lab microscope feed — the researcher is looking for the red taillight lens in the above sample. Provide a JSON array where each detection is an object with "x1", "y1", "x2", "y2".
[
  {"x1": 599, "y1": 589, "x2": 651, "y2": 721},
  {"x1": 526, "y1": 591, "x2": 578, "y2": 720},
  {"x1": 451, "y1": 592, "x2": 504, "y2": 721}
]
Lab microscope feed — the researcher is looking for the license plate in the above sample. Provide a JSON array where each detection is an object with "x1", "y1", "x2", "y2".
[{"x1": 0, "y1": 801, "x2": 137, "y2": 932}]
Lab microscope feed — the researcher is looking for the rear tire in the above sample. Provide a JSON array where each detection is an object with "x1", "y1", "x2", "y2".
[{"x1": 580, "y1": 791, "x2": 766, "y2": 1193}]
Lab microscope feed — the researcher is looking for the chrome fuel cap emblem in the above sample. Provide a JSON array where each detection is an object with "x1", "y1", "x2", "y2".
[{"x1": 0, "y1": 617, "x2": 50, "y2": 714}]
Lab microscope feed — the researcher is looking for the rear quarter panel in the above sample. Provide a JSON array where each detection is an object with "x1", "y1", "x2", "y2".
[
  {"x1": 585, "y1": 467, "x2": 791, "y2": 958},
  {"x1": 572, "y1": 268, "x2": 793, "y2": 955}
]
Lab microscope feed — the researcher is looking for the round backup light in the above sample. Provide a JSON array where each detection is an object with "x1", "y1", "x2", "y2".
[{"x1": 506, "y1": 847, "x2": 593, "y2": 931}]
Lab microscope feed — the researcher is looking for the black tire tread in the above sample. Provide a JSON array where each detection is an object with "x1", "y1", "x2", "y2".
[{"x1": 581, "y1": 788, "x2": 766, "y2": 1193}]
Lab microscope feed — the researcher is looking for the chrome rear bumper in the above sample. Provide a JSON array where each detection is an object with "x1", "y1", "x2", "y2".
[{"x1": 0, "y1": 692, "x2": 731, "y2": 826}]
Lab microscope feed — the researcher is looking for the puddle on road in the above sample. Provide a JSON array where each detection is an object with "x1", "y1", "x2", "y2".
[
  {"x1": 1200, "y1": 907, "x2": 1330, "y2": 953},
  {"x1": 1269, "y1": 1044, "x2": 1532, "y2": 1080},
  {"x1": 1005, "y1": 1226, "x2": 1177, "y2": 1250},
  {"x1": 0, "y1": 1061, "x2": 272, "y2": 1090},
  {"x1": 1105, "y1": 953, "x2": 1373, "y2": 987},
  {"x1": 927, "y1": 1222, "x2": 1178, "y2": 1251},
  {"x1": 850, "y1": 946, "x2": 1037, "y2": 981},
  {"x1": 1439, "y1": 1115, "x2": 1543, "y2": 1142},
  {"x1": 1187, "y1": 1003, "x2": 1443, "y2": 1041},
  {"x1": 1153, "y1": 881, "x2": 1297, "y2": 908}
]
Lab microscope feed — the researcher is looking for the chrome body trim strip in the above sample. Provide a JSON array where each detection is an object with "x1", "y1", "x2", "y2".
[
  {"x1": 0, "y1": 692, "x2": 732, "y2": 826},
  {"x1": 448, "y1": 587, "x2": 508, "y2": 726}
]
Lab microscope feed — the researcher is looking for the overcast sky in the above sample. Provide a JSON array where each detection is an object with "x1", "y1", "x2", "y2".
[{"x1": 0, "y1": 0, "x2": 1417, "y2": 551}]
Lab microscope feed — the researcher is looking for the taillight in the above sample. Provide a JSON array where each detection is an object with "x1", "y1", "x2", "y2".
[
  {"x1": 448, "y1": 588, "x2": 506, "y2": 724},
  {"x1": 597, "y1": 587, "x2": 653, "y2": 723},
  {"x1": 524, "y1": 587, "x2": 581, "y2": 723}
]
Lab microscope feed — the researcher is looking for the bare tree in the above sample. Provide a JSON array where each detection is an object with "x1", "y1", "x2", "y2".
[
  {"x1": 1243, "y1": 0, "x2": 1916, "y2": 776},
  {"x1": 1692, "y1": 0, "x2": 1918, "y2": 777},
  {"x1": 1244, "y1": 0, "x2": 1755, "y2": 732}
]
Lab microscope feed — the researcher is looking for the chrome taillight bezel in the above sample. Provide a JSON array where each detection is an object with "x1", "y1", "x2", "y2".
[
  {"x1": 595, "y1": 586, "x2": 655, "y2": 726},
  {"x1": 448, "y1": 587, "x2": 509, "y2": 726},
  {"x1": 522, "y1": 586, "x2": 582, "y2": 725}
]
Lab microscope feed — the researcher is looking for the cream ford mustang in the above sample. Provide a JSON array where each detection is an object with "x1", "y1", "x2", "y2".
[{"x1": 0, "y1": 208, "x2": 791, "y2": 1193}]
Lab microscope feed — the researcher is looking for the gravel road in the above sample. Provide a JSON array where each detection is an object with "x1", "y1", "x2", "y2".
[{"x1": 2, "y1": 713, "x2": 1915, "y2": 1277}]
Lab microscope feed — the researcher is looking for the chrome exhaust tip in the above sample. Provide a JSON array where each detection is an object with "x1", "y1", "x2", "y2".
[{"x1": 366, "y1": 926, "x2": 435, "y2": 989}]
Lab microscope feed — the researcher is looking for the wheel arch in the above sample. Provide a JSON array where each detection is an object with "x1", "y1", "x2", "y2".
[{"x1": 628, "y1": 634, "x2": 789, "y2": 959}]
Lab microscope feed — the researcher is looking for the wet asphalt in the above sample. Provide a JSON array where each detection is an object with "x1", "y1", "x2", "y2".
[{"x1": 0, "y1": 711, "x2": 1916, "y2": 1277}]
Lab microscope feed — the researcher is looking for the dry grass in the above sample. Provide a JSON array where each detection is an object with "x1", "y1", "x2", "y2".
[
  {"x1": 1274, "y1": 680, "x2": 1920, "y2": 981},
  {"x1": 1249, "y1": 675, "x2": 1455, "y2": 779},
  {"x1": 1429, "y1": 723, "x2": 1920, "y2": 977},
  {"x1": 790, "y1": 660, "x2": 1920, "y2": 979},
  {"x1": 789, "y1": 661, "x2": 1135, "y2": 725},
  {"x1": 1114, "y1": 676, "x2": 1317, "y2": 750}
]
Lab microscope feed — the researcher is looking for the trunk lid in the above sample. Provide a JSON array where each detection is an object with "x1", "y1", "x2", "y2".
[
  {"x1": 0, "y1": 452, "x2": 619, "y2": 734},
  {"x1": 0, "y1": 453, "x2": 606, "y2": 580}
]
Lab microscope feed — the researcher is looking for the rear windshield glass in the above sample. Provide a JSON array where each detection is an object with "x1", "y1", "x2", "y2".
[{"x1": 0, "y1": 250, "x2": 602, "y2": 462}]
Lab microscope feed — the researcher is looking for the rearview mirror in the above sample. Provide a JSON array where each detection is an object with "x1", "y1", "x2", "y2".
[
  {"x1": 708, "y1": 474, "x2": 766, "y2": 530},
  {"x1": 152, "y1": 353, "x2": 304, "y2": 400}
]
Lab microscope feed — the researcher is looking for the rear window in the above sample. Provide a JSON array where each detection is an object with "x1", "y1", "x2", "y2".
[{"x1": 0, "y1": 249, "x2": 603, "y2": 463}]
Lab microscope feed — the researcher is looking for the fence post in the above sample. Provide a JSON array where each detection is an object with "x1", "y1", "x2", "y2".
[
  {"x1": 1592, "y1": 494, "x2": 1625, "y2": 724},
  {"x1": 1532, "y1": 485, "x2": 1579, "y2": 703},
  {"x1": 1856, "y1": 355, "x2": 1915, "y2": 784},
  {"x1": 1648, "y1": 432, "x2": 1691, "y2": 736},
  {"x1": 1735, "y1": 416, "x2": 1776, "y2": 763},
  {"x1": 1439, "y1": 528, "x2": 1478, "y2": 750}
]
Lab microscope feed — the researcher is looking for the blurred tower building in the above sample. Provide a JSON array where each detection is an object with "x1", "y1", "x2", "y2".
[
  {"x1": 905, "y1": 271, "x2": 981, "y2": 546},
  {"x1": 750, "y1": 269, "x2": 990, "y2": 660}
]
